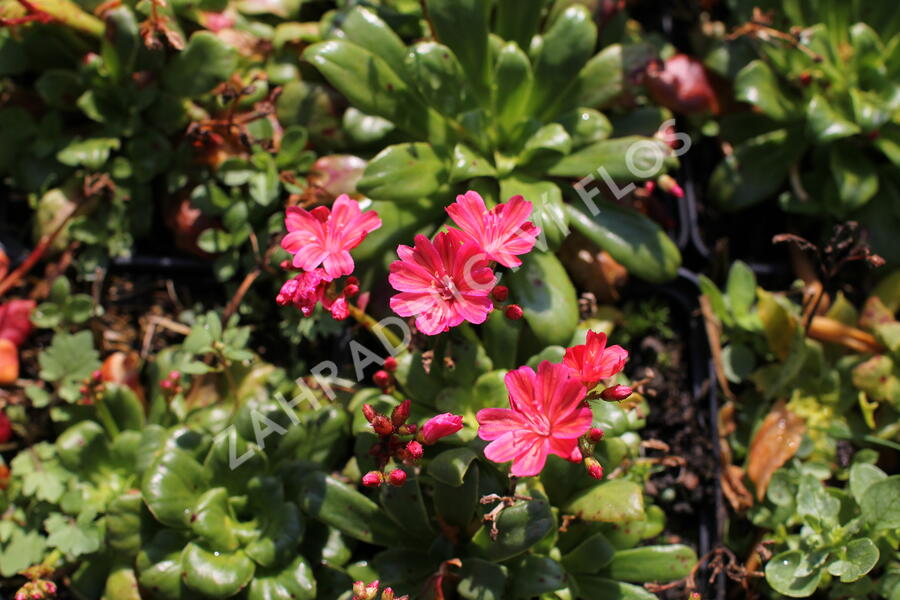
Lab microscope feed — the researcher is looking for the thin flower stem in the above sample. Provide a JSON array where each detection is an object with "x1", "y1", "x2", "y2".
[
  {"x1": 0, "y1": 202, "x2": 84, "y2": 298},
  {"x1": 347, "y1": 303, "x2": 406, "y2": 355}
]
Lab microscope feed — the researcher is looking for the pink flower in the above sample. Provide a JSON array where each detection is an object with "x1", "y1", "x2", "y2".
[
  {"x1": 446, "y1": 191, "x2": 540, "y2": 268},
  {"x1": 476, "y1": 361, "x2": 592, "y2": 477},
  {"x1": 276, "y1": 269, "x2": 327, "y2": 317},
  {"x1": 563, "y1": 331, "x2": 628, "y2": 388},
  {"x1": 420, "y1": 413, "x2": 464, "y2": 444},
  {"x1": 281, "y1": 194, "x2": 382, "y2": 280},
  {"x1": 388, "y1": 230, "x2": 495, "y2": 335},
  {"x1": 276, "y1": 270, "x2": 352, "y2": 320}
]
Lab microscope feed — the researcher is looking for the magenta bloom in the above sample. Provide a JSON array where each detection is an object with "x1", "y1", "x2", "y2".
[
  {"x1": 476, "y1": 361, "x2": 593, "y2": 477},
  {"x1": 281, "y1": 194, "x2": 382, "y2": 280},
  {"x1": 388, "y1": 230, "x2": 495, "y2": 335},
  {"x1": 446, "y1": 191, "x2": 540, "y2": 268},
  {"x1": 563, "y1": 331, "x2": 628, "y2": 388},
  {"x1": 420, "y1": 413, "x2": 464, "y2": 444},
  {"x1": 276, "y1": 270, "x2": 352, "y2": 320}
]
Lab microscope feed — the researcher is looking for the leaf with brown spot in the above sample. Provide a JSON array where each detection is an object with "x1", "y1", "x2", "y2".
[{"x1": 747, "y1": 400, "x2": 805, "y2": 501}]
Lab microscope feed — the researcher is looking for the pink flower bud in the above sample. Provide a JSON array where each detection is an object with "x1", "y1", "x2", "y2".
[
  {"x1": 373, "y1": 370, "x2": 391, "y2": 389},
  {"x1": 383, "y1": 356, "x2": 398, "y2": 372},
  {"x1": 365, "y1": 580, "x2": 380, "y2": 600},
  {"x1": 92, "y1": 370, "x2": 103, "y2": 381},
  {"x1": 362, "y1": 404, "x2": 377, "y2": 423},
  {"x1": 491, "y1": 285, "x2": 509, "y2": 301},
  {"x1": 505, "y1": 304, "x2": 523, "y2": 320},
  {"x1": 388, "y1": 469, "x2": 407, "y2": 487},
  {"x1": 343, "y1": 277, "x2": 360, "y2": 298},
  {"x1": 391, "y1": 399, "x2": 410, "y2": 427},
  {"x1": 600, "y1": 385, "x2": 632, "y2": 401},
  {"x1": 371, "y1": 415, "x2": 394, "y2": 436},
  {"x1": 168, "y1": 370, "x2": 181, "y2": 380},
  {"x1": 405, "y1": 440, "x2": 424, "y2": 460},
  {"x1": 352, "y1": 581, "x2": 366, "y2": 599},
  {"x1": 419, "y1": 413, "x2": 463, "y2": 445},
  {"x1": 160, "y1": 379, "x2": 173, "y2": 390},
  {"x1": 381, "y1": 588, "x2": 395, "y2": 600},
  {"x1": 588, "y1": 427, "x2": 605, "y2": 443},
  {"x1": 567, "y1": 446, "x2": 583, "y2": 463},
  {"x1": 397, "y1": 423, "x2": 417, "y2": 436},
  {"x1": 361, "y1": 471, "x2": 383, "y2": 488},
  {"x1": 585, "y1": 457, "x2": 604, "y2": 480}
]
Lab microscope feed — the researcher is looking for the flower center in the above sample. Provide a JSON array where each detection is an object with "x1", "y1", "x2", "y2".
[{"x1": 435, "y1": 274, "x2": 459, "y2": 301}]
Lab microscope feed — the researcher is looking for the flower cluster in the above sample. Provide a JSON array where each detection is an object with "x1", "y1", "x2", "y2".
[
  {"x1": 388, "y1": 191, "x2": 538, "y2": 335},
  {"x1": 352, "y1": 580, "x2": 407, "y2": 600},
  {"x1": 476, "y1": 330, "x2": 630, "y2": 478},
  {"x1": 277, "y1": 195, "x2": 381, "y2": 319},
  {"x1": 360, "y1": 399, "x2": 463, "y2": 488}
]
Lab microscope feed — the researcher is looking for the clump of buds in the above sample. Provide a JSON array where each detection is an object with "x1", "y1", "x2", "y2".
[
  {"x1": 159, "y1": 370, "x2": 183, "y2": 397},
  {"x1": 360, "y1": 400, "x2": 463, "y2": 488},
  {"x1": 78, "y1": 370, "x2": 105, "y2": 405},
  {"x1": 16, "y1": 565, "x2": 57, "y2": 600},
  {"x1": 352, "y1": 580, "x2": 408, "y2": 600},
  {"x1": 575, "y1": 427, "x2": 607, "y2": 481},
  {"x1": 488, "y1": 285, "x2": 522, "y2": 321}
]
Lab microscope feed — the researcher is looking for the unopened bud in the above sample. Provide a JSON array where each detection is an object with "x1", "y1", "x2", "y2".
[
  {"x1": 585, "y1": 457, "x2": 604, "y2": 480},
  {"x1": 373, "y1": 370, "x2": 391, "y2": 389},
  {"x1": 505, "y1": 304, "x2": 523, "y2": 320},
  {"x1": 92, "y1": 370, "x2": 103, "y2": 381},
  {"x1": 371, "y1": 415, "x2": 394, "y2": 436},
  {"x1": 343, "y1": 277, "x2": 360, "y2": 298},
  {"x1": 657, "y1": 174, "x2": 684, "y2": 198},
  {"x1": 381, "y1": 588, "x2": 395, "y2": 600},
  {"x1": 160, "y1": 379, "x2": 173, "y2": 390},
  {"x1": 397, "y1": 423, "x2": 417, "y2": 436},
  {"x1": 600, "y1": 385, "x2": 632, "y2": 401},
  {"x1": 362, "y1": 404, "x2": 377, "y2": 423},
  {"x1": 361, "y1": 471, "x2": 383, "y2": 488},
  {"x1": 383, "y1": 356, "x2": 398, "y2": 372},
  {"x1": 168, "y1": 370, "x2": 181, "y2": 380},
  {"x1": 352, "y1": 581, "x2": 366, "y2": 599},
  {"x1": 491, "y1": 285, "x2": 509, "y2": 301},
  {"x1": 405, "y1": 440, "x2": 424, "y2": 460},
  {"x1": 391, "y1": 399, "x2": 410, "y2": 427},
  {"x1": 388, "y1": 469, "x2": 407, "y2": 487},
  {"x1": 588, "y1": 427, "x2": 605, "y2": 443},
  {"x1": 365, "y1": 580, "x2": 380, "y2": 600}
]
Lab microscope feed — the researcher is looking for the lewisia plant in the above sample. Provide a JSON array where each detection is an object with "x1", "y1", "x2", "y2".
[{"x1": 277, "y1": 190, "x2": 634, "y2": 486}]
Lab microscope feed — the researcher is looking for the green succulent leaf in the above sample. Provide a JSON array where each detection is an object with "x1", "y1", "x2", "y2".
[
  {"x1": 425, "y1": 0, "x2": 491, "y2": 102},
  {"x1": 142, "y1": 448, "x2": 211, "y2": 529},
  {"x1": 546, "y1": 136, "x2": 672, "y2": 181},
  {"x1": 563, "y1": 479, "x2": 645, "y2": 523},
  {"x1": 493, "y1": 42, "x2": 534, "y2": 140},
  {"x1": 469, "y1": 498, "x2": 555, "y2": 561},
  {"x1": 457, "y1": 558, "x2": 507, "y2": 600},
  {"x1": 405, "y1": 42, "x2": 470, "y2": 118},
  {"x1": 303, "y1": 40, "x2": 448, "y2": 144},
  {"x1": 506, "y1": 250, "x2": 578, "y2": 346},
  {"x1": 334, "y1": 7, "x2": 409, "y2": 79},
  {"x1": 599, "y1": 544, "x2": 697, "y2": 583},
  {"x1": 181, "y1": 543, "x2": 255, "y2": 599},
  {"x1": 57, "y1": 137, "x2": 120, "y2": 170},
  {"x1": 163, "y1": 32, "x2": 237, "y2": 97},
  {"x1": 246, "y1": 555, "x2": 317, "y2": 600},
  {"x1": 528, "y1": 5, "x2": 597, "y2": 120},
  {"x1": 358, "y1": 142, "x2": 450, "y2": 201},
  {"x1": 566, "y1": 201, "x2": 681, "y2": 283},
  {"x1": 508, "y1": 554, "x2": 568, "y2": 597},
  {"x1": 572, "y1": 576, "x2": 657, "y2": 600},
  {"x1": 107, "y1": 492, "x2": 145, "y2": 558},
  {"x1": 734, "y1": 60, "x2": 800, "y2": 121},
  {"x1": 561, "y1": 531, "x2": 617, "y2": 574},
  {"x1": 427, "y1": 447, "x2": 479, "y2": 486},
  {"x1": 297, "y1": 471, "x2": 402, "y2": 546},
  {"x1": 807, "y1": 94, "x2": 861, "y2": 143}
]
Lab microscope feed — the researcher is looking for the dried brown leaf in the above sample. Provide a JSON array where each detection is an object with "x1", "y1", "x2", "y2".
[{"x1": 747, "y1": 400, "x2": 805, "y2": 501}]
